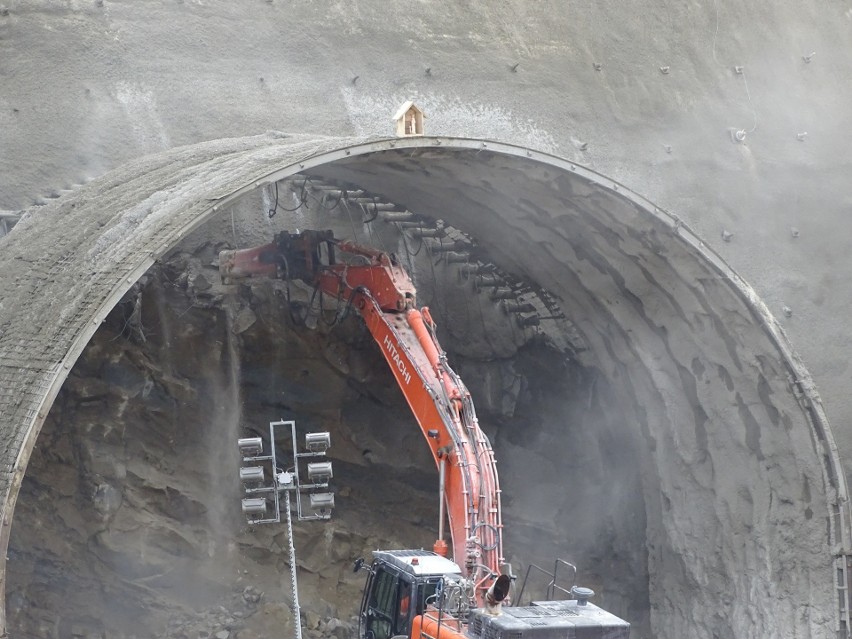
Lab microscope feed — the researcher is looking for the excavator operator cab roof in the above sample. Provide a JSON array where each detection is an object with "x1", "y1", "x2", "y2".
[{"x1": 372, "y1": 549, "x2": 463, "y2": 578}]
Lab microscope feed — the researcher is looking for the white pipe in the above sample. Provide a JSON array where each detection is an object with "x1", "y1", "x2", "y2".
[{"x1": 438, "y1": 455, "x2": 446, "y2": 542}]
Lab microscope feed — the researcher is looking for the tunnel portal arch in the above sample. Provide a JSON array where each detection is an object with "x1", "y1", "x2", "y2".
[{"x1": 0, "y1": 133, "x2": 848, "y2": 637}]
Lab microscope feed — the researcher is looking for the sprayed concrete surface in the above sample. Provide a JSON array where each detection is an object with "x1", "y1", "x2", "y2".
[
  {"x1": 2, "y1": 0, "x2": 852, "y2": 472},
  {"x1": 5, "y1": 201, "x2": 649, "y2": 638},
  {"x1": 2, "y1": 1, "x2": 852, "y2": 638},
  {"x1": 0, "y1": 135, "x2": 844, "y2": 638}
]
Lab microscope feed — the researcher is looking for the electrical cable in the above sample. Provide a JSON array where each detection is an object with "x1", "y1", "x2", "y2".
[
  {"x1": 302, "y1": 180, "x2": 345, "y2": 211},
  {"x1": 341, "y1": 199, "x2": 361, "y2": 242},
  {"x1": 316, "y1": 280, "x2": 349, "y2": 328},
  {"x1": 473, "y1": 283, "x2": 500, "y2": 353},
  {"x1": 397, "y1": 221, "x2": 424, "y2": 258},
  {"x1": 365, "y1": 214, "x2": 390, "y2": 257},
  {"x1": 268, "y1": 180, "x2": 308, "y2": 218},
  {"x1": 316, "y1": 287, "x2": 334, "y2": 327},
  {"x1": 411, "y1": 223, "x2": 425, "y2": 256},
  {"x1": 361, "y1": 198, "x2": 380, "y2": 224},
  {"x1": 318, "y1": 185, "x2": 345, "y2": 210},
  {"x1": 365, "y1": 219, "x2": 377, "y2": 250},
  {"x1": 425, "y1": 238, "x2": 444, "y2": 319},
  {"x1": 339, "y1": 285, "x2": 366, "y2": 324}
]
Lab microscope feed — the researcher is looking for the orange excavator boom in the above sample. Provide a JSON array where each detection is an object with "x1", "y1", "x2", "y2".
[{"x1": 220, "y1": 230, "x2": 505, "y2": 606}]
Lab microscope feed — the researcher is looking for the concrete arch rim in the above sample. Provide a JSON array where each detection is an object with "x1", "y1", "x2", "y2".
[{"x1": 0, "y1": 134, "x2": 847, "y2": 632}]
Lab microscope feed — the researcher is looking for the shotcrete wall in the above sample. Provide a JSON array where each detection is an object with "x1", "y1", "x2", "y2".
[
  {"x1": 0, "y1": 136, "x2": 845, "y2": 638},
  {"x1": 2, "y1": 1, "x2": 852, "y2": 638},
  {"x1": 3, "y1": 0, "x2": 851, "y2": 475}
]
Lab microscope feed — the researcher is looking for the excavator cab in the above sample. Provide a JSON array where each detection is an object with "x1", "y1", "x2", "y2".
[{"x1": 357, "y1": 550, "x2": 464, "y2": 639}]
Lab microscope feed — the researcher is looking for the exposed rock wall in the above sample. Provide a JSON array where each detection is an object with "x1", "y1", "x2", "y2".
[
  {"x1": 4, "y1": 0, "x2": 851, "y2": 629},
  {"x1": 0, "y1": 129, "x2": 840, "y2": 637},
  {"x1": 9, "y1": 238, "x2": 648, "y2": 637}
]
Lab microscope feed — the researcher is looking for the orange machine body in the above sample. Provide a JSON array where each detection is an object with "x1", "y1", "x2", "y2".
[
  {"x1": 412, "y1": 611, "x2": 468, "y2": 639},
  {"x1": 220, "y1": 231, "x2": 505, "y2": 606}
]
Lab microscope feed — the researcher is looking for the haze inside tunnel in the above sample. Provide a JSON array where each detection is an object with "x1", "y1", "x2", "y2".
[
  {"x1": 5, "y1": 139, "x2": 836, "y2": 639},
  {"x1": 303, "y1": 146, "x2": 835, "y2": 637}
]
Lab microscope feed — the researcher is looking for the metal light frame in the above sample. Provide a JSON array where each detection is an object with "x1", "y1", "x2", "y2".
[
  {"x1": 237, "y1": 420, "x2": 333, "y2": 639},
  {"x1": 238, "y1": 420, "x2": 333, "y2": 524}
]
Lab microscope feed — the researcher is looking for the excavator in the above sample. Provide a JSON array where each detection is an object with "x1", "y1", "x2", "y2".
[{"x1": 220, "y1": 230, "x2": 630, "y2": 639}]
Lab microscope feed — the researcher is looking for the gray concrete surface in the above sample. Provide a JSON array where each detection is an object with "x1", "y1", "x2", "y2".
[
  {"x1": 2, "y1": 0, "x2": 851, "y2": 467},
  {"x1": 2, "y1": 1, "x2": 852, "y2": 636},
  {"x1": 0, "y1": 135, "x2": 845, "y2": 638}
]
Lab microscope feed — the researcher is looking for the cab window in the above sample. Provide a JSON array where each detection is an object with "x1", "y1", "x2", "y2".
[
  {"x1": 396, "y1": 578, "x2": 413, "y2": 634},
  {"x1": 367, "y1": 568, "x2": 396, "y2": 639}
]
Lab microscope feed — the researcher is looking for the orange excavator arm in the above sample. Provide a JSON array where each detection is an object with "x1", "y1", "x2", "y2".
[{"x1": 220, "y1": 230, "x2": 505, "y2": 605}]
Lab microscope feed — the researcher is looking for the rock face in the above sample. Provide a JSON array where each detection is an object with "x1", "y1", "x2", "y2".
[
  {"x1": 0, "y1": 132, "x2": 838, "y2": 638},
  {"x1": 3, "y1": 2, "x2": 852, "y2": 637},
  {"x1": 8, "y1": 237, "x2": 647, "y2": 637}
]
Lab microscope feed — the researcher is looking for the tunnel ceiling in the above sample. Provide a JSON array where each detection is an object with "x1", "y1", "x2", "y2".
[{"x1": 0, "y1": 133, "x2": 848, "y2": 637}]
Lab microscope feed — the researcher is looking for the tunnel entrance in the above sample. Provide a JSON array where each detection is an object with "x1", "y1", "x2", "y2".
[{"x1": 1, "y1": 135, "x2": 846, "y2": 639}]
